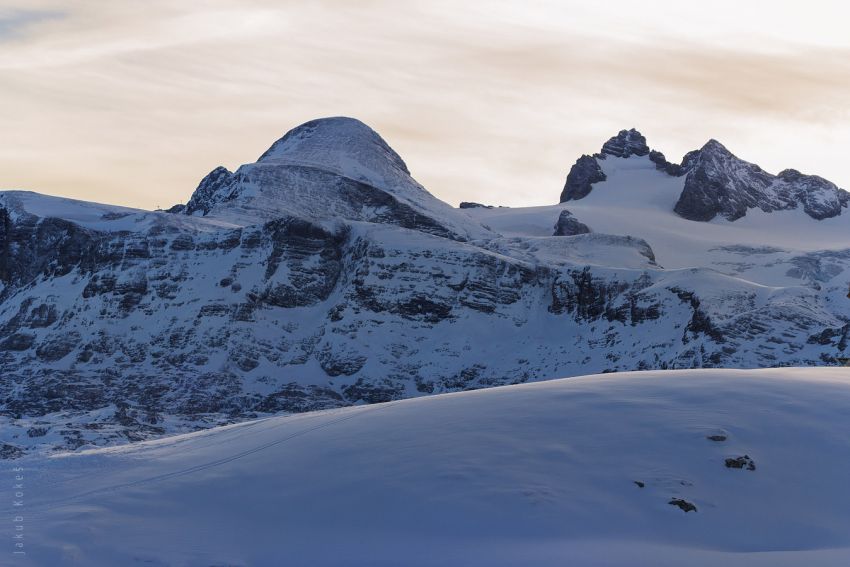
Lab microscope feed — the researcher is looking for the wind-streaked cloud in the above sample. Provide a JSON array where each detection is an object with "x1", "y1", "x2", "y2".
[
  {"x1": 0, "y1": 8, "x2": 63, "y2": 40},
  {"x1": 1, "y1": 0, "x2": 849, "y2": 210}
]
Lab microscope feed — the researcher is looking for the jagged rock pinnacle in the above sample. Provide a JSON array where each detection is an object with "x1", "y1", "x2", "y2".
[{"x1": 600, "y1": 129, "x2": 650, "y2": 159}]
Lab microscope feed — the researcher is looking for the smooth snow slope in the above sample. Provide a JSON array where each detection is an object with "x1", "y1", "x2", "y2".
[
  {"x1": 0, "y1": 190, "x2": 238, "y2": 232},
  {"x1": 8, "y1": 368, "x2": 850, "y2": 566}
]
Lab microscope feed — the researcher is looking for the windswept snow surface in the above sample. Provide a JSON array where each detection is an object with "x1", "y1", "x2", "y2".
[
  {"x1": 8, "y1": 368, "x2": 850, "y2": 566},
  {"x1": 0, "y1": 191, "x2": 238, "y2": 232}
]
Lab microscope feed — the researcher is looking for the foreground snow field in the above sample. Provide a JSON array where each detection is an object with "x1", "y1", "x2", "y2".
[{"x1": 5, "y1": 368, "x2": 850, "y2": 566}]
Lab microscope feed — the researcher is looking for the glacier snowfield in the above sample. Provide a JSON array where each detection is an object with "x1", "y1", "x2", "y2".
[{"x1": 5, "y1": 368, "x2": 850, "y2": 566}]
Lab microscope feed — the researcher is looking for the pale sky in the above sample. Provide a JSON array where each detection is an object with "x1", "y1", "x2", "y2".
[{"x1": 1, "y1": 0, "x2": 849, "y2": 210}]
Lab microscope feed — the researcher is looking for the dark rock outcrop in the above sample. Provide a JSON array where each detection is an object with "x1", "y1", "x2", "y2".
[
  {"x1": 181, "y1": 166, "x2": 238, "y2": 216},
  {"x1": 674, "y1": 140, "x2": 774, "y2": 221},
  {"x1": 0, "y1": 211, "x2": 98, "y2": 290},
  {"x1": 674, "y1": 140, "x2": 849, "y2": 221},
  {"x1": 550, "y1": 268, "x2": 661, "y2": 325},
  {"x1": 649, "y1": 150, "x2": 683, "y2": 175},
  {"x1": 725, "y1": 455, "x2": 756, "y2": 471},
  {"x1": 775, "y1": 169, "x2": 849, "y2": 220},
  {"x1": 560, "y1": 155, "x2": 606, "y2": 202},
  {"x1": 600, "y1": 128, "x2": 650, "y2": 158},
  {"x1": 669, "y1": 498, "x2": 697, "y2": 513},
  {"x1": 0, "y1": 443, "x2": 24, "y2": 459},
  {"x1": 553, "y1": 210, "x2": 591, "y2": 236}
]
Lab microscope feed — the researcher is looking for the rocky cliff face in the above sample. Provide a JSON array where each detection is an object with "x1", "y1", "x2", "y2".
[
  {"x1": 1, "y1": 118, "x2": 849, "y2": 455},
  {"x1": 560, "y1": 155, "x2": 607, "y2": 203},
  {"x1": 674, "y1": 140, "x2": 849, "y2": 221}
]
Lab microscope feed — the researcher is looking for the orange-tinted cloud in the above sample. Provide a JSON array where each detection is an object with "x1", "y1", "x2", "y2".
[{"x1": 1, "y1": 0, "x2": 849, "y2": 210}]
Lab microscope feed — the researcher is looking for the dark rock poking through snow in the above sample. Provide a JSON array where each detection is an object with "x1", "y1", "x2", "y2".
[
  {"x1": 0, "y1": 443, "x2": 24, "y2": 459},
  {"x1": 553, "y1": 210, "x2": 591, "y2": 236},
  {"x1": 669, "y1": 498, "x2": 698, "y2": 513},
  {"x1": 725, "y1": 455, "x2": 756, "y2": 471},
  {"x1": 177, "y1": 166, "x2": 237, "y2": 216},
  {"x1": 560, "y1": 155, "x2": 607, "y2": 202},
  {"x1": 648, "y1": 149, "x2": 682, "y2": 175},
  {"x1": 707, "y1": 434, "x2": 727, "y2": 442}
]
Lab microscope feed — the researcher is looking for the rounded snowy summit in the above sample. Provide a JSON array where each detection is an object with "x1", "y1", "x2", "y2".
[{"x1": 256, "y1": 117, "x2": 411, "y2": 189}]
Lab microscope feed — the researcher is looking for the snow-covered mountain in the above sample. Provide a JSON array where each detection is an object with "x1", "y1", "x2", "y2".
[
  {"x1": 560, "y1": 129, "x2": 848, "y2": 222},
  {"x1": 168, "y1": 117, "x2": 490, "y2": 241},
  {"x1": 10, "y1": 368, "x2": 850, "y2": 566},
  {"x1": 2, "y1": 118, "x2": 850, "y2": 454}
]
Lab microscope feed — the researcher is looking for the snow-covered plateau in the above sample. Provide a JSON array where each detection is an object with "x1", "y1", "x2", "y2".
[
  {"x1": 5, "y1": 368, "x2": 850, "y2": 566},
  {"x1": 1, "y1": 118, "x2": 850, "y2": 456}
]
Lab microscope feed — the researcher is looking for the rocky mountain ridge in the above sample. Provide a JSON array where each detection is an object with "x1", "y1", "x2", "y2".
[
  {"x1": 1, "y1": 117, "x2": 849, "y2": 455},
  {"x1": 562, "y1": 129, "x2": 849, "y2": 222}
]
